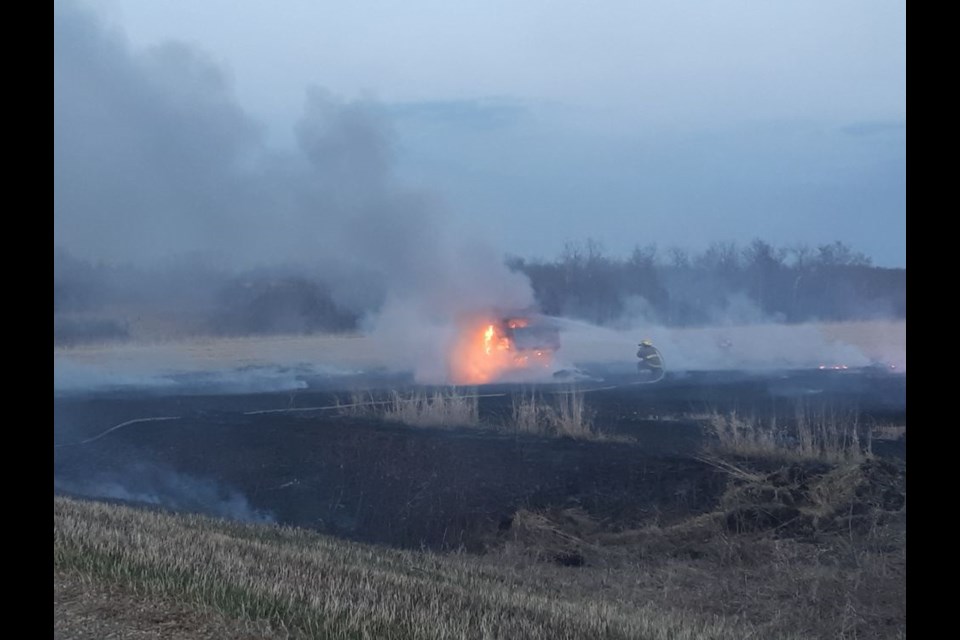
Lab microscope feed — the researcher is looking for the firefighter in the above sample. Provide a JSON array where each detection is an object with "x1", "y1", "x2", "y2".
[{"x1": 636, "y1": 339, "x2": 663, "y2": 375}]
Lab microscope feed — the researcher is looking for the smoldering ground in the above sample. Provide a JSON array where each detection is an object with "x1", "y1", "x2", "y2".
[{"x1": 54, "y1": 461, "x2": 273, "y2": 524}]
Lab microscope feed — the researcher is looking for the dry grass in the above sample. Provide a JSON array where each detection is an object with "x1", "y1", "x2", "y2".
[
  {"x1": 337, "y1": 387, "x2": 604, "y2": 439},
  {"x1": 55, "y1": 569, "x2": 281, "y2": 639},
  {"x1": 55, "y1": 319, "x2": 906, "y2": 381},
  {"x1": 335, "y1": 389, "x2": 482, "y2": 428},
  {"x1": 872, "y1": 424, "x2": 906, "y2": 441},
  {"x1": 700, "y1": 403, "x2": 873, "y2": 463},
  {"x1": 794, "y1": 404, "x2": 870, "y2": 462},
  {"x1": 500, "y1": 456, "x2": 905, "y2": 640},
  {"x1": 55, "y1": 443, "x2": 906, "y2": 640},
  {"x1": 700, "y1": 410, "x2": 788, "y2": 458},
  {"x1": 53, "y1": 333, "x2": 387, "y2": 375},
  {"x1": 505, "y1": 506, "x2": 905, "y2": 619},
  {"x1": 383, "y1": 389, "x2": 480, "y2": 428},
  {"x1": 510, "y1": 389, "x2": 598, "y2": 439},
  {"x1": 54, "y1": 496, "x2": 775, "y2": 640}
]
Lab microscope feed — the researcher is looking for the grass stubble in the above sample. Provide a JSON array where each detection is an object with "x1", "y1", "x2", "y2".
[{"x1": 55, "y1": 496, "x2": 768, "y2": 640}]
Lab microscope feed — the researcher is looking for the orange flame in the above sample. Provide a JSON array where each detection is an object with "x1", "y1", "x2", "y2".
[
  {"x1": 448, "y1": 316, "x2": 554, "y2": 384},
  {"x1": 483, "y1": 325, "x2": 495, "y2": 355}
]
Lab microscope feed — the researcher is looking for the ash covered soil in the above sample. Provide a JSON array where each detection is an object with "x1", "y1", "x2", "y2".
[{"x1": 54, "y1": 366, "x2": 905, "y2": 552}]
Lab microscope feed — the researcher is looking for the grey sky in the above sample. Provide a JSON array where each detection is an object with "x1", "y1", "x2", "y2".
[{"x1": 65, "y1": 0, "x2": 906, "y2": 265}]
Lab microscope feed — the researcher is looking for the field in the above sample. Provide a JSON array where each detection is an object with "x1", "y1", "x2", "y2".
[
  {"x1": 53, "y1": 323, "x2": 905, "y2": 638},
  {"x1": 53, "y1": 320, "x2": 906, "y2": 385}
]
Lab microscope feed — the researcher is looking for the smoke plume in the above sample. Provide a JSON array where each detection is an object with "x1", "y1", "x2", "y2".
[{"x1": 55, "y1": 0, "x2": 534, "y2": 381}]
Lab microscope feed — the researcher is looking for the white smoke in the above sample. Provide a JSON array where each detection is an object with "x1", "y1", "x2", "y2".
[
  {"x1": 55, "y1": 1, "x2": 536, "y2": 384},
  {"x1": 54, "y1": 462, "x2": 274, "y2": 524},
  {"x1": 553, "y1": 318, "x2": 905, "y2": 372}
]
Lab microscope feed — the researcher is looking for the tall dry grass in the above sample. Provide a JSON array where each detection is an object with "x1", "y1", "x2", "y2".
[
  {"x1": 383, "y1": 389, "x2": 480, "y2": 428},
  {"x1": 336, "y1": 387, "x2": 604, "y2": 439},
  {"x1": 511, "y1": 389, "x2": 597, "y2": 439},
  {"x1": 335, "y1": 388, "x2": 481, "y2": 428},
  {"x1": 702, "y1": 402, "x2": 872, "y2": 462}
]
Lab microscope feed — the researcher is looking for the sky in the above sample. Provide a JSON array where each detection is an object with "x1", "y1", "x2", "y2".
[{"x1": 58, "y1": 0, "x2": 906, "y2": 267}]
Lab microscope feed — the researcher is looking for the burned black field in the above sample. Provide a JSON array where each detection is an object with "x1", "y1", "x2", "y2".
[{"x1": 54, "y1": 367, "x2": 905, "y2": 552}]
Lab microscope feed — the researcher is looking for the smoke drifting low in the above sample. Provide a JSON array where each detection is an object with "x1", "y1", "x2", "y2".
[
  {"x1": 553, "y1": 318, "x2": 906, "y2": 374},
  {"x1": 54, "y1": 462, "x2": 273, "y2": 524},
  {"x1": 55, "y1": 0, "x2": 533, "y2": 378}
]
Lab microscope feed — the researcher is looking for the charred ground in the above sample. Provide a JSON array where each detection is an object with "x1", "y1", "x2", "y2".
[
  {"x1": 54, "y1": 366, "x2": 906, "y2": 638},
  {"x1": 54, "y1": 367, "x2": 905, "y2": 550}
]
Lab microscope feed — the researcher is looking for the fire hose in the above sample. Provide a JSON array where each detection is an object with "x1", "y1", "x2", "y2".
[{"x1": 54, "y1": 375, "x2": 664, "y2": 448}]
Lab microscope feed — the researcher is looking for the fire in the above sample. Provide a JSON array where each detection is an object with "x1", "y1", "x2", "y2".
[
  {"x1": 483, "y1": 325, "x2": 494, "y2": 355},
  {"x1": 448, "y1": 315, "x2": 556, "y2": 384}
]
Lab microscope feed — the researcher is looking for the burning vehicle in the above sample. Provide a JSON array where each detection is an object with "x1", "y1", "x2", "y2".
[
  {"x1": 448, "y1": 313, "x2": 561, "y2": 384},
  {"x1": 498, "y1": 316, "x2": 561, "y2": 352}
]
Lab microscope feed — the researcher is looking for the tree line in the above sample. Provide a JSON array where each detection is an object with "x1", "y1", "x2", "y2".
[
  {"x1": 54, "y1": 239, "x2": 905, "y2": 344},
  {"x1": 508, "y1": 239, "x2": 904, "y2": 327}
]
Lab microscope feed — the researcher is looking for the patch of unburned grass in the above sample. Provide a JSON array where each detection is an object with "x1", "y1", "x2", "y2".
[
  {"x1": 509, "y1": 388, "x2": 599, "y2": 439},
  {"x1": 872, "y1": 424, "x2": 906, "y2": 441},
  {"x1": 499, "y1": 455, "x2": 905, "y2": 640},
  {"x1": 699, "y1": 402, "x2": 873, "y2": 463},
  {"x1": 54, "y1": 569, "x2": 281, "y2": 639},
  {"x1": 383, "y1": 388, "x2": 480, "y2": 428},
  {"x1": 55, "y1": 496, "x2": 774, "y2": 640},
  {"x1": 335, "y1": 388, "x2": 482, "y2": 428},
  {"x1": 338, "y1": 387, "x2": 611, "y2": 440}
]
